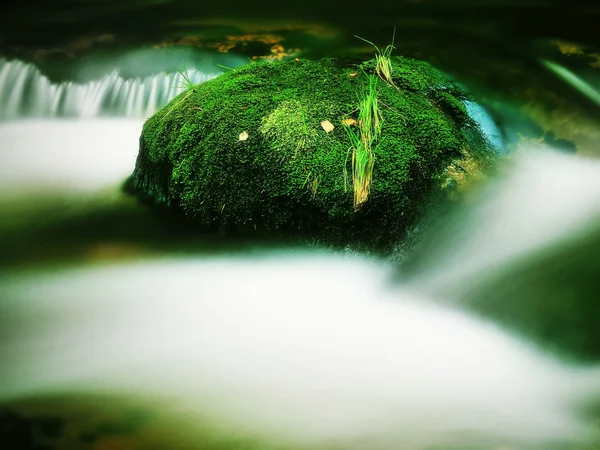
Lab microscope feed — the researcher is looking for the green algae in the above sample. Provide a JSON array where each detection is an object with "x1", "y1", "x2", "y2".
[{"x1": 129, "y1": 56, "x2": 492, "y2": 250}]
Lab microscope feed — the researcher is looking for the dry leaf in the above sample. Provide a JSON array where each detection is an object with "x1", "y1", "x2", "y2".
[
  {"x1": 341, "y1": 118, "x2": 356, "y2": 127},
  {"x1": 320, "y1": 120, "x2": 334, "y2": 133},
  {"x1": 295, "y1": 57, "x2": 301, "y2": 63},
  {"x1": 349, "y1": 72, "x2": 358, "y2": 77},
  {"x1": 238, "y1": 131, "x2": 249, "y2": 141}
]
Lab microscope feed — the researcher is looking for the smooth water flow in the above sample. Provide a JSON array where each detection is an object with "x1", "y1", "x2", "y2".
[
  {"x1": 410, "y1": 149, "x2": 600, "y2": 297},
  {"x1": 0, "y1": 119, "x2": 143, "y2": 195},
  {"x1": 0, "y1": 118, "x2": 144, "y2": 232},
  {"x1": 0, "y1": 53, "x2": 599, "y2": 448},
  {"x1": 0, "y1": 253, "x2": 599, "y2": 449},
  {"x1": 0, "y1": 116, "x2": 599, "y2": 448}
]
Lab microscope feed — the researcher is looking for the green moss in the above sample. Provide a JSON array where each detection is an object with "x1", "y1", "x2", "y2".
[
  {"x1": 129, "y1": 57, "x2": 494, "y2": 250},
  {"x1": 359, "y1": 56, "x2": 452, "y2": 92}
]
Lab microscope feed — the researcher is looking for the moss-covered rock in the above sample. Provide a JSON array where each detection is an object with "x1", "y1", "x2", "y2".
[{"x1": 129, "y1": 56, "x2": 494, "y2": 250}]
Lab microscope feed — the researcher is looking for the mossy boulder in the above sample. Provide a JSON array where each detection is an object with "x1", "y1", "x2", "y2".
[{"x1": 129, "y1": 56, "x2": 493, "y2": 250}]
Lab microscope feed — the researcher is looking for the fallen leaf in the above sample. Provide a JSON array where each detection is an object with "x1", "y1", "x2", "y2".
[
  {"x1": 295, "y1": 57, "x2": 301, "y2": 62},
  {"x1": 349, "y1": 73, "x2": 358, "y2": 77},
  {"x1": 239, "y1": 131, "x2": 249, "y2": 141},
  {"x1": 341, "y1": 118, "x2": 356, "y2": 127},
  {"x1": 320, "y1": 120, "x2": 334, "y2": 133}
]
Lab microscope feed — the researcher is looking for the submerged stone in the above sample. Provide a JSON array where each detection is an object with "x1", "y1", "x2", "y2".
[{"x1": 128, "y1": 56, "x2": 497, "y2": 250}]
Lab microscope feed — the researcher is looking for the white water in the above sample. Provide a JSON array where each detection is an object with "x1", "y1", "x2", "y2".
[
  {"x1": 0, "y1": 118, "x2": 144, "y2": 229},
  {"x1": 410, "y1": 148, "x2": 600, "y2": 298},
  {"x1": 0, "y1": 117, "x2": 599, "y2": 449},
  {"x1": 1, "y1": 253, "x2": 599, "y2": 449},
  {"x1": 0, "y1": 58, "x2": 218, "y2": 119},
  {"x1": 0, "y1": 118, "x2": 142, "y2": 196}
]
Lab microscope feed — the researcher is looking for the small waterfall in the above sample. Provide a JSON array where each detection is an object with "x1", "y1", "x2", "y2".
[
  {"x1": 0, "y1": 58, "x2": 218, "y2": 119},
  {"x1": 462, "y1": 100, "x2": 505, "y2": 152}
]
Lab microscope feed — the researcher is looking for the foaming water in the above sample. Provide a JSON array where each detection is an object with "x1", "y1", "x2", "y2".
[
  {"x1": 0, "y1": 253, "x2": 599, "y2": 449},
  {"x1": 0, "y1": 58, "x2": 217, "y2": 119}
]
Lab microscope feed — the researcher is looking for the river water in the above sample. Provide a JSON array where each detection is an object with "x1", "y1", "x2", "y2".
[{"x1": 1, "y1": 5, "x2": 600, "y2": 449}]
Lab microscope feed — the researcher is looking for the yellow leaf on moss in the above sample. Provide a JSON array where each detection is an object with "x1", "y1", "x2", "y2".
[
  {"x1": 239, "y1": 131, "x2": 249, "y2": 141},
  {"x1": 320, "y1": 120, "x2": 334, "y2": 133},
  {"x1": 341, "y1": 118, "x2": 356, "y2": 127}
]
